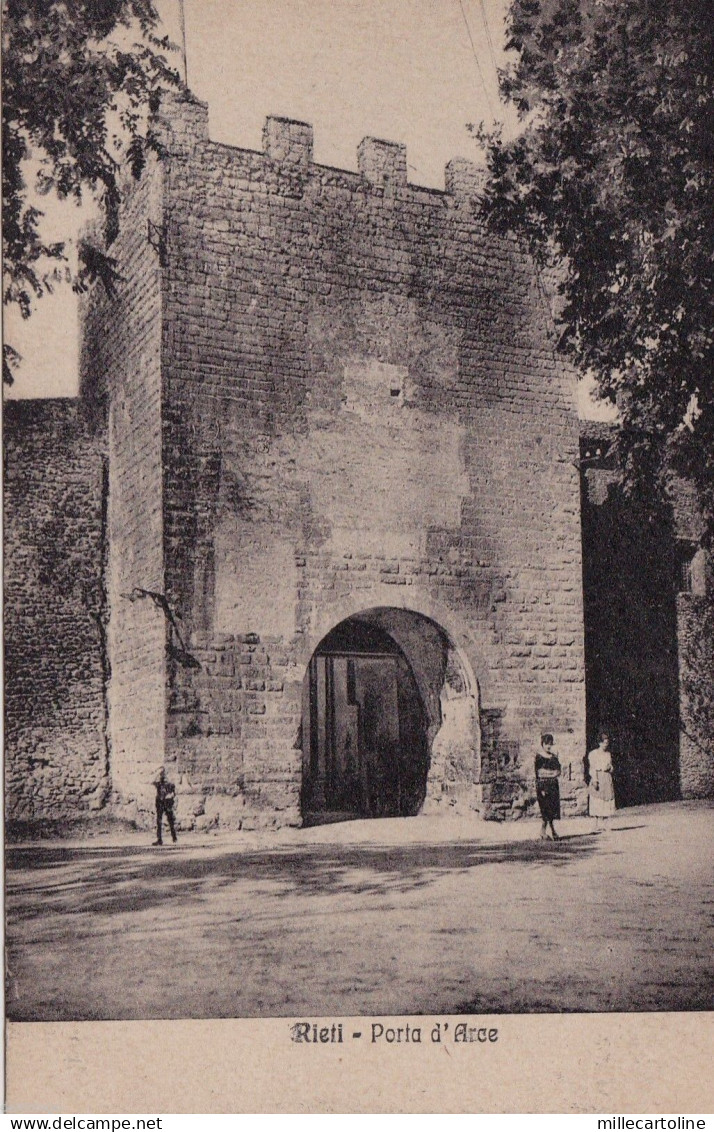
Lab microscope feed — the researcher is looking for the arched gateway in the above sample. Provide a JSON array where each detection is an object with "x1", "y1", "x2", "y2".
[{"x1": 301, "y1": 608, "x2": 480, "y2": 824}]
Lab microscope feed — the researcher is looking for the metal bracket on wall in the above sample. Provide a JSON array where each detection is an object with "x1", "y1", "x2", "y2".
[
  {"x1": 121, "y1": 587, "x2": 200, "y2": 669},
  {"x1": 147, "y1": 220, "x2": 168, "y2": 267}
]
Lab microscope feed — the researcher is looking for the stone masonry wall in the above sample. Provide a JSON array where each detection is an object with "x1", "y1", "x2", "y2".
[
  {"x1": 677, "y1": 595, "x2": 714, "y2": 799},
  {"x1": 581, "y1": 425, "x2": 714, "y2": 805},
  {"x1": 81, "y1": 156, "x2": 167, "y2": 825},
  {"x1": 673, "y1": 479, "x2": 714, "y2": 800},
  {"x1": 3, "y1": 399, "x2": 109, "y2": 827},
  {"x1": 580, "y1": 454, "x2": 681, "y2": 805},
  {"x1": 148, "y1": 98, "x2": 587, "y2": 827}
]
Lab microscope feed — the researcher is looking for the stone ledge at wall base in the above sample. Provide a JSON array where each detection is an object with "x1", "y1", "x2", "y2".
[
  {"x1": 121, "y1": 777, "x2": 580, "y2": 830},
  {"x1": 476, "y1": 781, "x2": 588, "y2": 823},
  {"x1": 108, "y1": 790, "x2": 149, "y2": 831},
  {"x1": 421, "y1": 782, "x2": 486, "y2": 818},
  {"x1": 423, "y1": 780, "x2": 589, "y2": 822},
  {"x1": 564, "y1": 786, "x2": 590, "y2": 815},
  {"x1": 5, "y1": 814, "x2": 138, "y2": 843},
  {"x1": 111, "y1": 787, "x2": 302, "y2": 832},
  {"x1": 188, "y1": 791, "x2": 301, "y2": 832},
  {"x1": 4, "y1": 777, "x2": 110, "y2": 824},
  {"x1": 110, "y1": 789, "x2": 177, "y2": 833}
]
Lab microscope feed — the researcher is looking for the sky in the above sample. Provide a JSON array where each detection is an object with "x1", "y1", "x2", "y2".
[{"x1": 4, "y1": 0, "x2": 610, "y2": 416}]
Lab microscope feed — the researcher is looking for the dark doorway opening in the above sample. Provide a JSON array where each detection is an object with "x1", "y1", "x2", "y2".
[{"x1": 301, "y1": 618, "x2": 430, "y2": 824}]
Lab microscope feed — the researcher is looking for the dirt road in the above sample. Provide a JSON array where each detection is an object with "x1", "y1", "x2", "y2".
[{"x1": 6, "y1": 800, "x2": 713, "y2": 1019}]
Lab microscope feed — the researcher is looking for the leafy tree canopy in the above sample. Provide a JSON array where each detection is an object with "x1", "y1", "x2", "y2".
[
  {"x1": 2, "y1": 0, "x2": 180, "y2": 382},
  {"x1": 476, "y1": 0, "x2": 714, "y2": 538}
]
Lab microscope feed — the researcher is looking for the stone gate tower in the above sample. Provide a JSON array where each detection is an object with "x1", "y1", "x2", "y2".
[{"x1": 82, "y1": 92, "x2": 587, "y2": 829}]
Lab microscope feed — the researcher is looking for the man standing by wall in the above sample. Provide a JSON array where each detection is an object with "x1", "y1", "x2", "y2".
[{"x1": 152, "y1": 767, "x2": 178, "y2": 846}]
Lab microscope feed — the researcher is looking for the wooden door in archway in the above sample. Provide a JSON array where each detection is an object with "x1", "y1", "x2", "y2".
[{"x1": 303, "y1": 628, "x2": 428, "y2": 822}]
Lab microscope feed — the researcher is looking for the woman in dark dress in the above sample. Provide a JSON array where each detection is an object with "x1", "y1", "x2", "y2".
[{"x1": 535, "y1": 732, "x2": 561, "y2": 840}]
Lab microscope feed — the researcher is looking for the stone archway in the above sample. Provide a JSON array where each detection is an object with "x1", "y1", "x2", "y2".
[{"x1": 300, "y1": 607, "x2": 480, "y2": 824}]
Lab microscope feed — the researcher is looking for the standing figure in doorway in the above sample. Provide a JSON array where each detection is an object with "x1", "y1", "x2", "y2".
[
  {"x1": 588, "y1": 732, "x2": 616, "y2": 828},
  {"x1": 535, "y1": 733, "x2": 561, "y2": 840},
  {"x1": 152, "y1": 766, "x2": 178, "y2": 846}
]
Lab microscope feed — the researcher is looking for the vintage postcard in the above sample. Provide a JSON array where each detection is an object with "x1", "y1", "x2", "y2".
[{"x1": 3, "y1": 0, "x2": 713, "y2": 1114}]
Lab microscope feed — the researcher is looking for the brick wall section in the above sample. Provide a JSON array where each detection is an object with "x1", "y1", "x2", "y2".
[
  {"x1": 150, "y1": 98, "x2": 586, "y2": 827},
  {"x1": 80, "y1": 157, "x2": 167, "y2": 823},
  {"x1": 3, "y1": 399, "x2": 109, "y2": 826}
]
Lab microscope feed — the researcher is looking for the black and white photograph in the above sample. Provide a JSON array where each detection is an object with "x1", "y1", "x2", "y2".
[{"x1": 3, "y1": 0, "x2": 713, "y2": 1113}]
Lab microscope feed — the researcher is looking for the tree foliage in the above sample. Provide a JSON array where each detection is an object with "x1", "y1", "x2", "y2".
[
  {"x1": 476, "y1": 0, "x2": 714, "y2": 537},
  {"x1": 2, "y1": 0, "x2": 180, "y2": 381}
]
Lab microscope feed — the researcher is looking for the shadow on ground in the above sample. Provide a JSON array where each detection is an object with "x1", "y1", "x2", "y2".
[
  {"x1": 6, "y1": 805, "x2": 714, "y2": 1021},
  {"x1": 7, "y1": 835, "x2": 599, "y2": 921}
]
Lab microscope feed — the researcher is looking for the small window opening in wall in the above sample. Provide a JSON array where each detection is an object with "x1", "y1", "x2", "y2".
[
  {"x1": 390, "y1": 387, "x2": 401, "y2": 399},
  {"x1": 677, "y1": 541, "x2": 697, "y2": 594},
  {"x1": 678, "y1": 543, "x2": 709, "y2": 598}
]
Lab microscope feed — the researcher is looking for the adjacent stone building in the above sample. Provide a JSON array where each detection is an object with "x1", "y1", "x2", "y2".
[
  {"x1": 4, "y1": 399, "x2": 109, "y2": 830},
  {"x1": 580, "y1": 425, "x2": 714, "y2": 807},
  {"x1": 5, "y1": 93, "x2": 710, "y2": 833}
]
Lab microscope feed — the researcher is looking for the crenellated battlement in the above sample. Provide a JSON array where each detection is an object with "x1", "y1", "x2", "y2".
[
  {"x1": 262, "y1": 115, "x2": 314, "y2": 167},
  {"x1": 356, "y1": 135, "x2": 407, "y2": 186},
  {"x1": 155, "y1": 91, "x2": 485, "y2": 198}
]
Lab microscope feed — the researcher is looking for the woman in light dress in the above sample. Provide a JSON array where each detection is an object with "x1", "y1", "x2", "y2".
[{"x1": 588, "y1": 732, "x2": 616, "y2": 827}]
